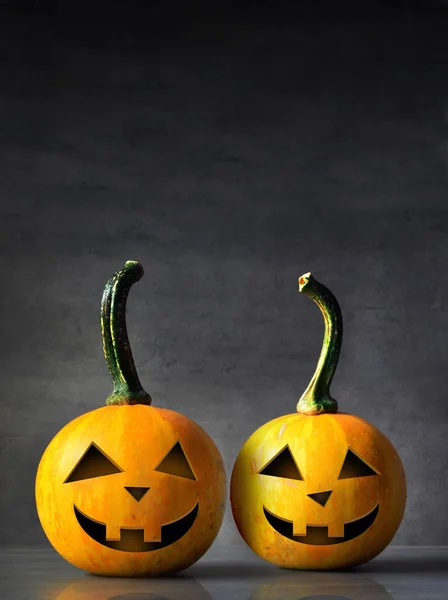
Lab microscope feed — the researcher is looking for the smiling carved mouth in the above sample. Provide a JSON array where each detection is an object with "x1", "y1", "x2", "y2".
[
  {"x1": 74, "y1": 502, "x2": 199, "y2": 552},
  {"x1": 263, "y1": 503, "x2": 379, "y2": 545}
]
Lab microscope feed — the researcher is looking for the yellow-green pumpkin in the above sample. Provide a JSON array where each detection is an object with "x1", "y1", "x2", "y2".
[{"x1": 230, "y1": 272, "x2": 406, "y2": 569}]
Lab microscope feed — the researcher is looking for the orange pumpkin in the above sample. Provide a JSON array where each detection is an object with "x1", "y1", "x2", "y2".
[
  {"x1": 35, "y1": 261, "x2": 226, "y2": 576},
  {"x1": 230, "y1": 272, "x2": 406, "y2": 569}
]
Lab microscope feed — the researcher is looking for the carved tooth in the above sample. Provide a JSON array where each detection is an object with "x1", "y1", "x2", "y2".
[
  {"x1": 292, "y1": 520, "x2": 307, "y2": 536},
  {"x1": 106, "y1": 523, "x2": 121, "y2": 541},
  {"x1": 143, "y1": 522, "x2": 162, "y2": 542},
  {"x1": 327, "y1": 521, "x2": 345, "y2": 538}
]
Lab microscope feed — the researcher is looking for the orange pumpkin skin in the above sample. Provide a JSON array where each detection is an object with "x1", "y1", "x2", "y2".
[
  {"x1": 36, "y1": 404, "x2": 226, "y2": 576},
  {"x1": 230, "y1": 412, "x2": 406, "y2": 570}
]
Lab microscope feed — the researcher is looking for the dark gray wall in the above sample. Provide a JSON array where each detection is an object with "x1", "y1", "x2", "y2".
[{"x1": 1, "y1": 1, "x2": 448, "y2": 550}]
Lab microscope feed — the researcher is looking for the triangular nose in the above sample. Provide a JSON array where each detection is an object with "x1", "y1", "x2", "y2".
[
  {"x1": 124, "y1": 486, "x2": 150, "y2": 502},
  {"x1": 307, "y1": 490, "x2": 332, "y2": 507}
]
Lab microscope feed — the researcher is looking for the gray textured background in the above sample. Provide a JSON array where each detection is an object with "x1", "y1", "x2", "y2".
[{"x1": 1, "y1": 0, "x2": 448, "y2": 552}]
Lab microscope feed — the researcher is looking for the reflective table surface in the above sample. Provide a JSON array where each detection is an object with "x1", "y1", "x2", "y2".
[{"x1": 0, "y1": 545, "x2": 446, "y2": 600}]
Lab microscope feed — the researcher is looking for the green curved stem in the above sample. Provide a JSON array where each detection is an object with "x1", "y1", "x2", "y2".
[
  {"x1": 297, "y1": 272, "x2": 341, "y2": 415},
  {"x1": 101, "y1": 261, "x2": 152, "y2": 406}
]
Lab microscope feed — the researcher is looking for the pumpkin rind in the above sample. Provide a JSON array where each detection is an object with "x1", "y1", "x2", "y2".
[
  {"x1": 230, "y1": 411, "x2": 406, "y2": 569},
  {"x1": 36, "y1": 405, "x2": 226, "y2": 576}
]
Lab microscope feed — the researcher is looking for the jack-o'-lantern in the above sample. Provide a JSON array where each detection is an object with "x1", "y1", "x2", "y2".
[
  {"x1": 249, "y1": 572, "x2": 395, "y2": 600},
  {"x1": 230, "y1": 272, "x2": 406, "y2": 569},
  {"x1": 35, "y1": 261, "x2": 226, "y2": 576}
]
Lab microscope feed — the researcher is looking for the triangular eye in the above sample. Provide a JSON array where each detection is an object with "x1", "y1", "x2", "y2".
[
  {"x1": 338, "y1": 448, "x2": 379, "y2": 479},
  {"x1": 154, "y1": 442, "x2": 196, "y2": 480},
  {"x1": 64, "y1": 443, "x2": 123, "y2": 483},
  {"x1": 259, "y1": 445, "x2": 304, "y2": 480}
]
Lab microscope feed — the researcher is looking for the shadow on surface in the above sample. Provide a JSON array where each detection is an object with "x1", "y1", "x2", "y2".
[
  {"x1": 38, "y1": 573, "x2": 213, "y2": 600},
  {"x1": 358, "y1": 555, "x2": 448, "y2": 574},
  {"x1": 188, "y1": 561, "x2": 276, "y2": 579},
  {"x1": 189, "y1": 555, "x2": 448, "y2": 578}
]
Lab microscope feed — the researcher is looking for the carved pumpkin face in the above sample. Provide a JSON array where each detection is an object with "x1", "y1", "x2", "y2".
[
  {"x1": 35, "y1": 261, "x2": 226, "y2": 576},
  {"x1": 230, "y1": 272, "x2": 407, "y2": 569},
  {"x1": 36, "y1": 404, "x2": 226, "y2": 575},
  {"x1": 230, "y1": 412, "x2": 406, "y2": 569}
]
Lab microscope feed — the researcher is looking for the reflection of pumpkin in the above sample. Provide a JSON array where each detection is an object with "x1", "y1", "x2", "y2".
[
  {"x1": 49, "y1": 575, "x2": 214, "y2": 600},
  {"x1": 35, "y1": 261, "x2": 226, "y2": 576},
  {"x1": 231, "y1": 273, "x2": 406, "y2": 570},
  {"x1": 249, "y1": 572, "x2": 394, "y2": 600}
]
